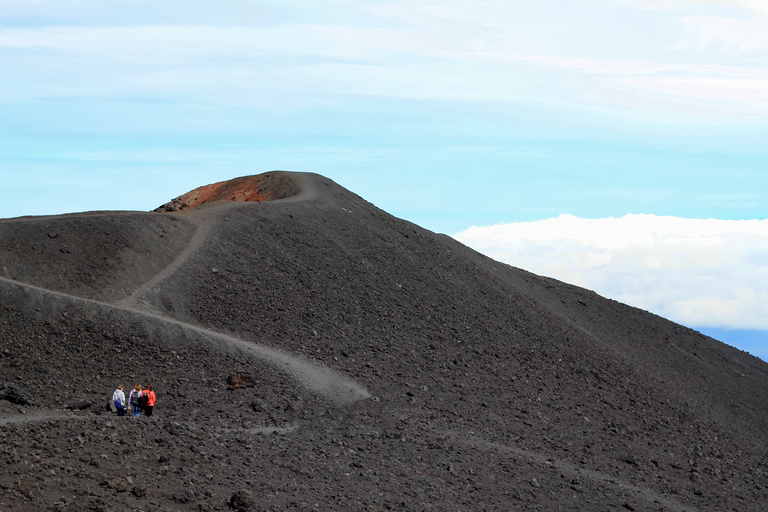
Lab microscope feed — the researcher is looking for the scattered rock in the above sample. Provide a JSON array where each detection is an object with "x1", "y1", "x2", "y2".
[
  {"x1": 250, "y1": 399, "x2": 268, "y2": 412},
  {"x1": 287, "y1": 399, "x2": 303, "y2": 413},
  {"x1": 229, "y1": 490, "x2": 259, "y2": 512},
  {"x1": 570, "y1": 478, "x2": 583, "y2": 493},
  {"x1": 0, "y1": 382, "x2": 32, "y2": 406},
  {"x1": 66, "y1": 399, "x2": 91, "y2": 410},
  {"x1": 227, "y1": 374, "x2": 258, "y2": 389},
  {"x1": 104, "y1": 477, "x2": 127, "y2": 493},
  {"x1": 172, "y1": 490, "x2": 196, "y2": 504}
]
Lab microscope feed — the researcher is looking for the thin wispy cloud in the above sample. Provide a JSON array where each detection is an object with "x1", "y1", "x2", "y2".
[
  {"x1": 1, "y1": 0, "x2": 766, "y2": 116},
  {"x1": 625, "y1": 0, "x2": 768, "y2": 16},
  {"x1": 674, "y1": 15, "x2": 768, "y2": 53}
]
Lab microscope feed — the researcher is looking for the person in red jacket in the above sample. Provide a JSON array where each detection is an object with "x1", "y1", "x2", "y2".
[{"x1": 142, "y1": 383, "x2": 156, "y2": 417}]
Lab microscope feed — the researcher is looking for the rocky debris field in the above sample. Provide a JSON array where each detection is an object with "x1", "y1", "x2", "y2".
[{"x1": 1, "y1": 171, "x2": 767, "y2": 511}]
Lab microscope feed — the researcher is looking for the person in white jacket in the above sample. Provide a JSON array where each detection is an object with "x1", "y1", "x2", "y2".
[{"x1": 112, "y1": 385, "x2": 127, "y2": 416}]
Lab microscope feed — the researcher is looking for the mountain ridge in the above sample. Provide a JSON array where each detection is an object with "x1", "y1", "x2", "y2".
[{"x1": 1, "y1": 171, "x2": 766, "y2": 511}]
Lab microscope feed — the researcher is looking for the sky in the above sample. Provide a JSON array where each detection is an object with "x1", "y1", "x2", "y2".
[{"x1": 1, "y1": 0, "x2": 767, "y2": 359}]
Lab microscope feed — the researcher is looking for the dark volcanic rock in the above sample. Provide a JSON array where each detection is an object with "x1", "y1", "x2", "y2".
[
  {"x1": 66, "y1": 399, "x2": 91, "y2": 410},
  {"x1": 1, "y1": 171, "x2": 767, "y2": 511},
  {"x1": 104, "y1": 477, "x2": 128, "y2": 493},
  {"x1": 229, "y1": 490, "x2": 259, "y2": 512},
  {"x1": 250, "y1": 398, "x2": 268, "y2": 412},
  {"x1": 0, "y1": 381, "x2": 32, "y2": 405}
]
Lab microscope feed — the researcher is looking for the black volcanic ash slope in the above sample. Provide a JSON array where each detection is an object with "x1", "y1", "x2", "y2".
[{"x1": 1, "y1": 171, "x2": 767, "y2": 512}]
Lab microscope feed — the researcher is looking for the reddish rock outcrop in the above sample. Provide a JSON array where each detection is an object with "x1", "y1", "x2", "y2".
[
  {"x1": 226, "y1": 374, "x2": 258, "y2": 389},
  {"x1": 153, "y1": 173, "x2": 299, "y2": 212}
]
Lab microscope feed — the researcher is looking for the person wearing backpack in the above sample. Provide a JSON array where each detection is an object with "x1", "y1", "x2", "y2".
[
  {"x1": 138, "y1": 386, "x2": 149, "y2": 412},
  {"x1": 112, "y1": 385, "x2": 127, "y2": 416},
  {"x1": 142, "y1": 383, "x2": 156, "y2": 417},
  {"x1": 128, "y1": 384, "x2": 143, "y2": 416}
]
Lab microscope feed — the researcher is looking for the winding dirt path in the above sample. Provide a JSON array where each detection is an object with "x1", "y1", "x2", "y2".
[
  {"x1": 217, "y1": 424, "x2": 300, "y2": 435},
  {"x1": 0, "y1": 276, "x2": 370, "y2": 406},
  {"x1": 0, "y1": 409, "x2": 77, "y2": 426},
  {"x1": 453, "y1": 432, "x2": 700, "y2": 512},
  {"x1": 2, "y1": 173, "x2": 370, "y2": 406},
  {"x1": 115, "y1": 211, "x2": 211, "y2": 311},
  {"x1": 137, "y1": 306, "x2": 370, "y2": 405},
  {"x1": 117, "y1": 172, "x2": 322, "y2": 312}
]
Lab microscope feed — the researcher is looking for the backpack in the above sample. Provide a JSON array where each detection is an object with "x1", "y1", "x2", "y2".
[
  {"x1": 130, "y1": 393, "x2": 138, "y2": 406},
  {"x1": 114, "y1": 397, "x2": 122, "y2": 408},
  {"x1": 139, "y1": 392, "x2": 149, "y2": 408}
]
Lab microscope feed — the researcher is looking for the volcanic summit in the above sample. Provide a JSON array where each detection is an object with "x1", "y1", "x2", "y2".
[{"x1": 1, "y1": 171, "x2": 767, "y2": 511}]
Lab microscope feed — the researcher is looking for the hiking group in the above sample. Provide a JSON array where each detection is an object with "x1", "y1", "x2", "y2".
[{"x1": 111, "y1": 384, "x2": 156, "y2": 417}]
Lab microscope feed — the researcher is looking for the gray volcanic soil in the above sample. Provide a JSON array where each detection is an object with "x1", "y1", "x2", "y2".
[{"x1": 1, "y1": 172, "x2": 767, "y2": 511}]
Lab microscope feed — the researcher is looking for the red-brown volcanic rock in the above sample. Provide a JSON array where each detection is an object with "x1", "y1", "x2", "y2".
[{"x1": 153, "y1": 172, "x2": 300, "y2": 212}]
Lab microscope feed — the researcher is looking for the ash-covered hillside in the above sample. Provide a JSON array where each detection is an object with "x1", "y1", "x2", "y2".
[{"x1": 1, "y1": 171, "x2": 767, "y2": 512}]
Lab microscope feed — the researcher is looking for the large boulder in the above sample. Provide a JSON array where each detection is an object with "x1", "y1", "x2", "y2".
[
  {"x1": 228, "y1": 490, "x2": 260, "y2": 512},
  {"x1": 0, "y1": 382, "x2": 32, "y2": 406},
  {"x1": 66, "y1": 399, "x2": 91, "y2": 410}
]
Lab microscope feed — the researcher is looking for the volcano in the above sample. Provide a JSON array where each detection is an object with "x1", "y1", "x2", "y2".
[{"x1": 1, "y1": 171, "x2": 767, "y2": 511}]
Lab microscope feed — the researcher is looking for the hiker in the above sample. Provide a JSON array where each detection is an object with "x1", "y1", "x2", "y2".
[
  {"x1": 141, "y1": 383, "x2": 156, "y2": 417},
  {"x1": 128, "y1": 384, "x2": 143, "y2": 416},
  {"x1": 112, "y1": 385, "x2": 127, "y2": 416}
]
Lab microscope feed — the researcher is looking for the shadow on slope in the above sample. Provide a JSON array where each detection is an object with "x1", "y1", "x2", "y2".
[{"x1": 0, "y1": 211, "x2": 195, "y2": 303}]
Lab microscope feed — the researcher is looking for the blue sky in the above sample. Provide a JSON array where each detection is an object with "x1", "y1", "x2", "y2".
[{"x1": 1, "y1": 0, "x2": 767, "y2": 359}]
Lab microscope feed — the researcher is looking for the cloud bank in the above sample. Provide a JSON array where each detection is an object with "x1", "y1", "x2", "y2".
[{"x1": 454, "y1": 215, "x2": 768, "y2": 332}]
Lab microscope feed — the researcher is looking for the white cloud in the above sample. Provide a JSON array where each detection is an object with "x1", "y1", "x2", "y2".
[
  {"x1": 673, "y1": 15, "x2": 768, "y2": 53},
  {"x1": 622, "y1": 0, "x2": 768, "y2": 16},
  {"x1": 621, "y1": 0, "x2": 768, "y2": 53},
  {"x1": 453, "y1": 215, "x2": 768, "y2": 331},
  {"x1": 622, "y1": 75, "x2": 768, "y2": 109}
]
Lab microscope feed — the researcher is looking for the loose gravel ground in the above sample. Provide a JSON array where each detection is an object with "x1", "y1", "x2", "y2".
[{"x1": 1, "y1": 172, "x2": 767, "y2": 511}]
